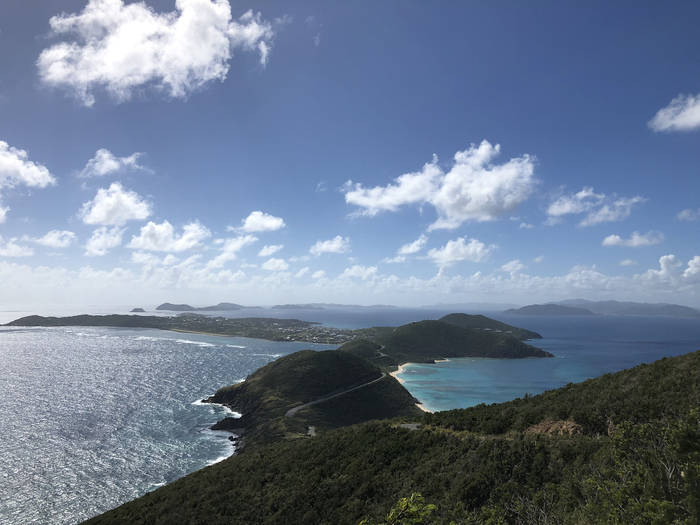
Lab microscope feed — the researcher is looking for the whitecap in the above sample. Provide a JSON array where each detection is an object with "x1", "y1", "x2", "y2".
[{"x1": 226, "y1": 344, "x2": 246, "y2": 349}]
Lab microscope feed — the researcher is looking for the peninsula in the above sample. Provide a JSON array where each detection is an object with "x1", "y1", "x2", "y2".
[{"x1": 5, "y1": 312, "x2": 549, "y2": 358}]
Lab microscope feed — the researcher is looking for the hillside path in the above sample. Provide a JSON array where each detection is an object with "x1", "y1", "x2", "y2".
[{"x1": 285, "y1": 372, "x2": 387, "y2": 417}]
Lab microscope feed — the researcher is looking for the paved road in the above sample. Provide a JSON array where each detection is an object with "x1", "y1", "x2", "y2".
[{"x1": 285, "y1": 372, "x2": 387, "y2": 417}]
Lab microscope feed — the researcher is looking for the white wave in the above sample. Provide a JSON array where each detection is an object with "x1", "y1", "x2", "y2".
[
  {"x1": 174, "y1": 339, "x2": 215, "y2": 347},
  {"x1": 226, "y1": 344, "x2": 246, "y2": 349}
]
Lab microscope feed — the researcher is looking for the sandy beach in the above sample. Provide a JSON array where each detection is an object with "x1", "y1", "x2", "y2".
[{"x1": 389, "y1": 360, "x2": 450, "y2": 414}]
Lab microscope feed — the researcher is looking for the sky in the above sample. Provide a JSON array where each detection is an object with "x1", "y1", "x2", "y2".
[{"x1": 0, "y1": 0, "x2": 699, "y2": 308}]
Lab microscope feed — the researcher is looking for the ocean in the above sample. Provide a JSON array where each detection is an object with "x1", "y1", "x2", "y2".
[{"x1": 1, "y1": 306, "x2": 699, "y2": 524}]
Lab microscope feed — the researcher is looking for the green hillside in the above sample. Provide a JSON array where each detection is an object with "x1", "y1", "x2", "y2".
[
  {"x1": 204, "y1": 349, "x2": 422, "y2": 446},
  {"x1": 438, "y1": 313, "x2": 542, "y2": 340},
  {"x1": 374, "y1": 320, "x2": 552, "y2": 362},
  {"x1": 83, "y1": 349, "x2": 700, "y2": 525}
]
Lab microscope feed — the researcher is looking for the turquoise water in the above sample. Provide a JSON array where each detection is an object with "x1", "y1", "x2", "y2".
[{"x1": 397, "y1": 314, "x2": 700, "y2": 412}]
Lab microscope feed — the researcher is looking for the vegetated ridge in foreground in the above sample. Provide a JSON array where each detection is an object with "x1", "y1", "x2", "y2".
[{"x1": 83, "y1": 348, "x2": 700, "y2": 525}]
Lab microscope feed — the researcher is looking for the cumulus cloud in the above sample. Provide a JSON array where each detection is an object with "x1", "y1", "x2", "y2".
[
  {"x1": 312, "y1": 270, "x2": 326, "y2": 279},
  {"x1": 78, "y1": 149, "x2": 150, "y2": 178},
  {"x1": 206, "y1": 234, "x2": 257, "y2": 268},
  {"x1": 620, "y1": 259, "x2": 637, "y2": 266},
  {"x1": 339, "y1": 265, "x2": 377, "y2": 280},
  {"x1": 85, "y1": 226, "x2": 125, "y2": 256},
  {"x1": 0, "y1": 141, "x2": 56, "y2": 190},
  {"x1": 500, "y1": 259, "x2": 526, "y2": 273},
  {"x1": 25, "y1": 230, "x2": 77, "y2": 248},
  {"x1": 127, "y1": 220, "x2": 210, "y2": 251},
  {"x1": 234, "y1": 211, "x2": 285, "y2": 233},
  {"x1": 310, "y1": 235, "x2": 350, "y2": 256},
  {"x1": 519, "y1": 222, "x2": 533, "y2": 229},
  {"x1": 0, "y1": 237, "x2": 34, "y2": 257},
  {"x1": 0, "y1": 142, "x2": 56, "y2": 221},
  {"x1": 426, "y1": 237, "x2": 495, "y2": 268},
  {"x1": 261, "y1": 257, "x2": 288, "y2": 271},
  {"x1": 343, "y1": 141, "x2": 537, "y2": 230},
  {"x1": 602, "y1": 231, "x2": 664, "y2": 248},
  {"x1": 648, "y1": 93, "x2": 700, "y2": 132},
  {"x1": 79, "y1": 182, "x2": 152, "y2": 225},
  {"x1": 382, "y1": 235, "x2": 428, "y2": 264},
  {"x1": 38, "y1": 0, "x2": 275, "y2": 106},
  {"x1": 398, "y1": 234, "x2": 428, "y2": 255},
  {"x1": 547, "y1": 187, "x2": 645, "y2": 227},
  {"x1": 678, "y1": 208, "x2": 700, "y2": 221},
  {"x1": 295, "y1": 267, "x2": 309, "y2": 278},
  {"x1": 258, "y1": 244, "x2": 283, "y2": 257}
]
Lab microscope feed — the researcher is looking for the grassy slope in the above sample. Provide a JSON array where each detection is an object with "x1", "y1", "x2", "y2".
[{"x1": 84, "y1": 349, "x2": 700, "y2": 525}]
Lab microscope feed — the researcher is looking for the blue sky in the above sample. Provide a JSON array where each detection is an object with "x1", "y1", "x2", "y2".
[{"x1": 0, "y1": 0, "x2": 699, "y2": 308}]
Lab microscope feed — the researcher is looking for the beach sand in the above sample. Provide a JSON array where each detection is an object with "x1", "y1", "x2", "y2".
[{"x1": 389, "y1": 360, "x2": 451, "y2": 414}]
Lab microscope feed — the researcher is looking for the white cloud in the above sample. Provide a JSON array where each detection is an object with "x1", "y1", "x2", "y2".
[
  {"x1": 234, "y1": 211, "x2": 285, "y2": 233},
  {"x1": 312, "y1": 270, "x2": 326, "y2": 279},
  {"x1": 0, "y1": 203, "x2": 8, "y2": 224},
  {"x1": 127, "y1": 220, "x2": 210, "y2": 252},
  {"x1": 26, "y1": 230, "x2": 77, "y2": 248},
  {"x1": 427, "y1": 237, "x2": 495, "y2": 268},
  {"x1": 295, "y1": 267, "x2": 309, "y2": 278},
  {"x1": 261, "y1": 258, "x2": 288, "y2": 271},
  {"x1": 533, "y1": 255, "x2": 545, "y2": 263},
  {"x1": 339, "y1": 265, "x2": 377, "y2": 280},
  {"x1": 38, "y1": 0, "x2": 275, "y2": 106},
  {"x1": 289, "y1": 255, "x2": 310, "y2": 263},
  {"x1": 620, "y1": 259, "x2": 637, "y2": 266},
  {"x1": 78, "y1": 149, "x2": 150, "y2": 178},
  {"x1": 85, "y1": 226, "x2": 125, "y2": 256},
  {"x1": 678, "y1": 208, "x2": 700, "y2": 221},
  {"x1": 519, "y1": 222, "x2": 533, "y2": 229},
  {"x1": 314, "y1": 33, "x2": 321, "y2": 47},
  {"x1": 398, "y1": 234, "x2": 428, "y2": 255},
  {"x1": 648, "y1": 93, "x2": 700, "y2": 132},
  {"x1": 310, "y1": 235, "x2": 350, "y2": 256},
  {"x1": 258, "y1": 244, "x2": 283, "y2": 257},
  {"x1": 602, "y1": 231, "x2": 664, "y2": 248},
  {"x1": 547, "y1": 187, "x2": 645, "y2": 227},
  {"x1": 0, "y1": 237, "x2": 34, "y2": 257},
  {"x1": 500, "y1": 259, "x2": 525, "y2": 273},
  {"x1": 0, "y1": 141, "x2": 56, "y2": 190},
  {"x1": 581, "y1": 197, "x2": 646, "y2": 227},
  {"x1": 79, "y1": 182, "x2": 152, "y2": 225},
  {"x1": 206, "y1": 234, "x2": 257, "y2": 268},
  {"x1": 343, "y1": 141, "x2": 537, "y2": 230},
  {"x1": 383, "y1": 235, "x2": 428, "y2": 263}
]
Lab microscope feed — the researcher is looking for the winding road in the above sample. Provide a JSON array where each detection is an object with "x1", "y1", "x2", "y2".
[{"x1": 285, "y1": 372, "x2": 387, "y2": 417}]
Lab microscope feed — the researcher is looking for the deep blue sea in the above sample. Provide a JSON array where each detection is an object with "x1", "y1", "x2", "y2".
[{"x1": 1, "y1": 305, "x2": 699, "y2": 524}]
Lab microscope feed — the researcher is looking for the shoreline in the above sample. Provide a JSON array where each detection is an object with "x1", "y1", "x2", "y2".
[{"x1": 390, "y1": 359, "x2": 450, "y2": 414}]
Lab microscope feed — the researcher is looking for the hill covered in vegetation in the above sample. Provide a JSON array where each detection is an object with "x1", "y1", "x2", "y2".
[
  {"x1": 372, "y1": 320, "x2": 552, "y2": 362},
  {"x1": 205, "y1": 349, "x2": 423, "y2": 446},
  {"x1": 438, "y1": 313, "x2": 542, "y2": 340},
  {"x1": 83, "y1": 348, "x2": 700, "y2": 525}
]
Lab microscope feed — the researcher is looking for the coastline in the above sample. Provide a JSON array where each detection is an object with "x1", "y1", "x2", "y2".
[{"x1": 390, "y1": 359, "x2": 450, "y2": 414}]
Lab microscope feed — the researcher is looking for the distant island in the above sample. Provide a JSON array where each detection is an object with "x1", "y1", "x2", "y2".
[
  {"x1": 271, "y1": 304, "x2": 325, "y2": 310},
  {"x1": 503, "y1": 304, "x2": 597, "y2": 316},
  {"x1": 155, "y1": 302, "x2": 262, "y2": 311},
  {"x1": 504, "y1": 299, "x2": 700, "y2": 318},
  {"x1": 129, "y1": 308, "x2": 145, "y2": 313}
]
